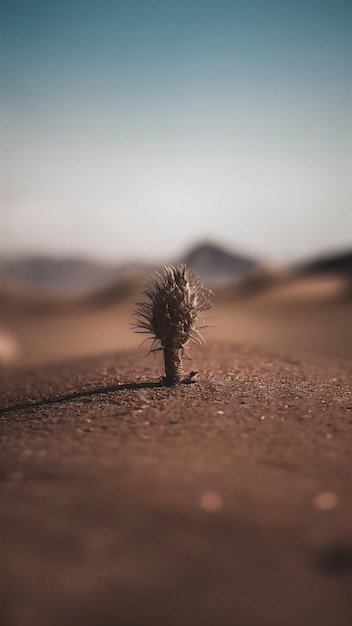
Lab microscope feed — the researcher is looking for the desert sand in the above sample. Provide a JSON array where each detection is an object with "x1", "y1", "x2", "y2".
[
  {"x1": 1, "y1": 339, "x2": 352, "y2": 626},
  {"x1": 2, "y1": 272, "x2": 352, "y2": 367}
]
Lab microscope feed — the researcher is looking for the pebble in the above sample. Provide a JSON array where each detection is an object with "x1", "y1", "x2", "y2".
[
  {"x1": 200, "y1": 491, "x2": 223, "y2": 513},
  {"x1": 313, "y1": 492, "x2": 339, "y2": 511}
]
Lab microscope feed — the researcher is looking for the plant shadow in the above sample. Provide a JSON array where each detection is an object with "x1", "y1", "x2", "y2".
[{"x1": 0, "y1": 377, "x2": 197, "y2": 416}]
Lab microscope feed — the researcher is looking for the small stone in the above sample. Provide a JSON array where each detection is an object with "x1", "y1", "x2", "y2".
[
  {"x1": 313, "y1": 492, "x2": 338, "y2": 511},
  {"x1": 200, "y1": 491, "x2": 223, "y2": 513}
]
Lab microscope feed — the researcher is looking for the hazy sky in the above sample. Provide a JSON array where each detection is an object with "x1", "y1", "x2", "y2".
[{"x1": 2, "y1": 0, "x2": 352, "y2": 262}]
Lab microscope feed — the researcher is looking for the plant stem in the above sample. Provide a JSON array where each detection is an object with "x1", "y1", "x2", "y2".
[{"x1": 163, "y1": 347, "x2": 184, "y2": 384}]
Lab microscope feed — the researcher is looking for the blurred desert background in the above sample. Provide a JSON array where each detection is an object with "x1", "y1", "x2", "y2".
[{"x1": 1, "y1": 241, "x2": 352, "y2": 366}]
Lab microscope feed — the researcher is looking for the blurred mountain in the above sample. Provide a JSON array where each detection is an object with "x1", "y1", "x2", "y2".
[
  {"x1": 290, "y1": 249, "x2": 352, "y2": 301},
  {"x1": 293, "y1": 249, "x2": 352, "y2": 277},
  {"x1": 182, "y1": 241, "x2": 260, "y2": 286},
  {"x1": 0, "y1": 256, "x2": 119, "y2": 295}
]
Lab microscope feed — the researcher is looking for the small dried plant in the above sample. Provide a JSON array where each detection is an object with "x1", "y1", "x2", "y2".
[{"x1": 133, "y1": 264, "x2": 213, "y2": 384}]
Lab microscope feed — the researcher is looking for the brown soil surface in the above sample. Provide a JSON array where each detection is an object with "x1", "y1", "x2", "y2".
[{"x1": 1, "y1": 342, "x2": 352, "y2": 626}]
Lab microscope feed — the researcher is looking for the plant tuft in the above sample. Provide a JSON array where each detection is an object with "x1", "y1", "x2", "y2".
[{"x1": 133, "y1": 264, "x2": 213, "y2": 384}]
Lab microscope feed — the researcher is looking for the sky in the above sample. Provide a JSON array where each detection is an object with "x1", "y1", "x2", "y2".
[{"x1": 1, "y1": 0, "x2": 352, "y2": 263}]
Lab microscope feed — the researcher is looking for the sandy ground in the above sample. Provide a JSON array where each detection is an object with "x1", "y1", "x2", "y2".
[{"x1": 1, "y1": 341, "x2": 352, "y2": 626}]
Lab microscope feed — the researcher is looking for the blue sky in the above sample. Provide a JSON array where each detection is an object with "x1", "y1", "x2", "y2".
[{"x1": 2, "y1": 0, "x2": 351, "y2": 262}]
